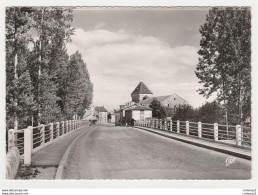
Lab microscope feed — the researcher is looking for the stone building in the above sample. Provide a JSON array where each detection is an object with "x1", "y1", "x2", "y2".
[
  {"x1": 84, "y1": 105, "x2": 108, "y2": 123},
  {"x1": 115, "y1": 103, "x2": 152, "y2": 126},
  {"x1": 115, "y1": 81, "x2": 190, "y2": 126},
  {"x1": 124, "y1": 105, "x2": 152, "y2": 125},
  {"x1": 131, "y1": 82, "x2": 153, "y2": 103},
  {"x1": 95, "y1": 106, "x2": 108, "y2": 123},
  {"x1": 140, "y1": 93, "x2": 189, "y2": 108}
]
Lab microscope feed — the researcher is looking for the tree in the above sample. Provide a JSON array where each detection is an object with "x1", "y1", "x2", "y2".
[
  {"x1": 6, "y1": 7, "x2": 94, "y2": 130},
  {"x1": 26, "y1": 7, "x2": 74, "y2": 124},
  {"x1": 172, "y1": 104, "x2": 195, "y2": 121},
  {"x1": 6, "y1": 7, "x2": 36, "y2": 129},
  {"x1": 195, "y1": 101, "x2": 224, "y2": 124},
  {"x1": 149, "y1": 99, "x2": 166, "y2": 119},
  {"x1": 195, "y1": 7, "x2": 251, "y2": 125},
  {"x1": 63, "y1": 51, "x2": 93, "y2": 119}
]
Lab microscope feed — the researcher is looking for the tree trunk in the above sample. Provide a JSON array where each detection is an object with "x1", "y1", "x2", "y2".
[
  {"x1": 14, "y1": 26, "x2": 18, "y2": 130},
  {"x1": 38, "y1": 8, "x2": 44, "y2": 125}
]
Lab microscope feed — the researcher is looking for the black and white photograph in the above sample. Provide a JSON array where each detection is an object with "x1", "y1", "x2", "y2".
[{"x1": 1, "y1": 4, "x2": 256, "y2": 188}]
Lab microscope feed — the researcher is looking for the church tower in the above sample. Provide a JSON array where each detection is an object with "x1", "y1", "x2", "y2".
[{"x1": 131, "y1": 82, "x2": 153, "y2": 103}]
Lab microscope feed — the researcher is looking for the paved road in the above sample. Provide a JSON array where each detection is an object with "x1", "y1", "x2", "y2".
[{"x1": 63, "y1": 125, "x2": 251, "y2": 179}]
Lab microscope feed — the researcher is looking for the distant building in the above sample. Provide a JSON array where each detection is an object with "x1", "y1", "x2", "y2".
[
  {"x1": 84, "y1": 105, "x2": 108, "y2": 123},
  {"x1": 114, "y1": 109, "x2": 121, "y2": 126},
  {"x1": 108, "y1": 111, "x2": 116, "y2": 123},
  {"x1": 124, "y1": 105, "x2": 152, "y2": 125},
  {"x1": 116, "y1": 103, "x2": 152, "y2": 126},
  {"x1": 115, "y1": 82, "x2": 153, "y2": 126},
  {"x1": 83, "y1": 105, "x2": 97, "y2": 119},
  {"x1": 95, "y1": 106, "x2": 108, "y2": 123},
  {"x1": 131, "y1": 82, "x2": 153, "y2": 103},
  {"x1": 115, "y1": 81, "x2": 190, "y2": 126},
  {"x1": 140, "y1": 93, "x2": 189, "y2": 108}
]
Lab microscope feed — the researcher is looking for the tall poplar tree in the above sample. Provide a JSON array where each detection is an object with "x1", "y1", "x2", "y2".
[
  {"x1": 6, "y1": 7, "x2": 35, "y2": 129},
  {"x1": 26, "y1": 7, "x2": 74, "y2": 124},
  {"x1": 63, "y1": 51, "x2": 93, "y2": 119},
  {"x1": 195, "y1": 7, "x2": 251, "y2": 125}
]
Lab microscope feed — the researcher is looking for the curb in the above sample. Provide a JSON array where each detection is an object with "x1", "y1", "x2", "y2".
[
  {"x1": 55, "y1": 126, "x2": 92, "y2": 179},
  {"x1": 135, "y1": 126, "x2": 251, "y2": 160}
]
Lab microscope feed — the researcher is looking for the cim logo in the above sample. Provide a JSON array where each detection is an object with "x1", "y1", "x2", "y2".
[{"x1": 226, "y1": 156, "x2": 236, "y2": 166}]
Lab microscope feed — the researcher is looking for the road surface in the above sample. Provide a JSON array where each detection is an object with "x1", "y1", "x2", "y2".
[{"x1": 63, "y1": 125, "x2": 251, "y2": 179}]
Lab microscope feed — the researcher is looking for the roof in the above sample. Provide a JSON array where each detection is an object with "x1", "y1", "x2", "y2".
[
  {"x1": 140, "y1": 93, "x2": 189, "y2": 107},
  {"x1": 95, "y1": 106, "x2": 108, "y2": 112},
  {"x1": 131, "y1": 105, "x2": 152, "y2": 110},
  {"x1": 131, "y1": 82, "x2": 153, "y2": 95},
  {"x1": 124, "y1": 105, "x2": 152, "y2": 111}
]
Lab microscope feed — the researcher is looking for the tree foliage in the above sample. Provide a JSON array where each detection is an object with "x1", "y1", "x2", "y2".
[
  {"x1": 6, "y1": 7, "x2": 36, "y2": 129},
  {"x1": 172, "y1": 104, "x2": 195, "y2": 121},
  {"x1": 171, "y1": 102, "x2": 227, "y2": 124},
  {"x1": 6, "y1": 7, "x2": 93, "y2": 129},
  {"x1": 63, "y1": 51, "x2": 93, "y2": 119},
  {"x1": 195, "y1": 7, "x2": 251, "y2": 124},
  {"x1": 149, "y1": 99, "x2": 166, "y2": 119}
]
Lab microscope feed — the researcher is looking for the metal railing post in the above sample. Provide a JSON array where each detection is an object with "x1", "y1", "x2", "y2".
[
  {"x1": 24, "y1": 126, "x2": 33, "y2": 165},
  {"x1": 236, "y1": 125, "x2": 242, "y2": 146},
  {"x1": 8, "y1": 129, "x2": 15, "y2": 151},
  {"x1": 159, "y1": 119, "x2": 162, "y2": 129},
  {"x1": 50, "y1": 123, "x2": 54, "y2": 143},
  {"x1": 170, "y1": 120, "x2": 173, "y2": 131},
  {"x1": 177, "y1": 120, "x2": 180, "y2": 133},
  {"x1": 198, "y1": 122, "x2": 202, "y2": 138},
  {"x1": 214, "y1": 123, "x2": 218, "y2": 141},
  {"x1": 186, "y1": 121, "x2": 189, "y2": 135}
]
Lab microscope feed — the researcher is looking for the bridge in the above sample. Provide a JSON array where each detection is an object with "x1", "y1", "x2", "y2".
[{"x1": 6, "y1": 119, "x2": 251, "y2": 179}]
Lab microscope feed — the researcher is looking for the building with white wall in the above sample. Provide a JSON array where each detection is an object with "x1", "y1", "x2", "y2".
[{"x1": 115, "y1": 81, "x2": 190, "y2": 126}]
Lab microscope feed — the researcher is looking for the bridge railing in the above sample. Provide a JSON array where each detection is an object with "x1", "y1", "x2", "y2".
[
  {"x1": 8, "y1": 120, "x2": 88, "y2": 165},
  {"x1": 135, "y1": 118, "x2": 251, "y2": 148}
]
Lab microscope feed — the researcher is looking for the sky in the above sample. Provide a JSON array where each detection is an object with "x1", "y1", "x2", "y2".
[{"x1": 66, "y1": 7, "x2": 215, "y2": 111}]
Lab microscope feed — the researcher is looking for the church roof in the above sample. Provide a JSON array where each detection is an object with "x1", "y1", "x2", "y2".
[
  {"x1": 131, "y1": 82, "x2": 153, "y2": 95},
  {"x1": 124, "y1": 104, "x2": 152, "y2": 111},
  {"x1": 140, "y1": 93, "x2": 189, "y2": 107}
]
